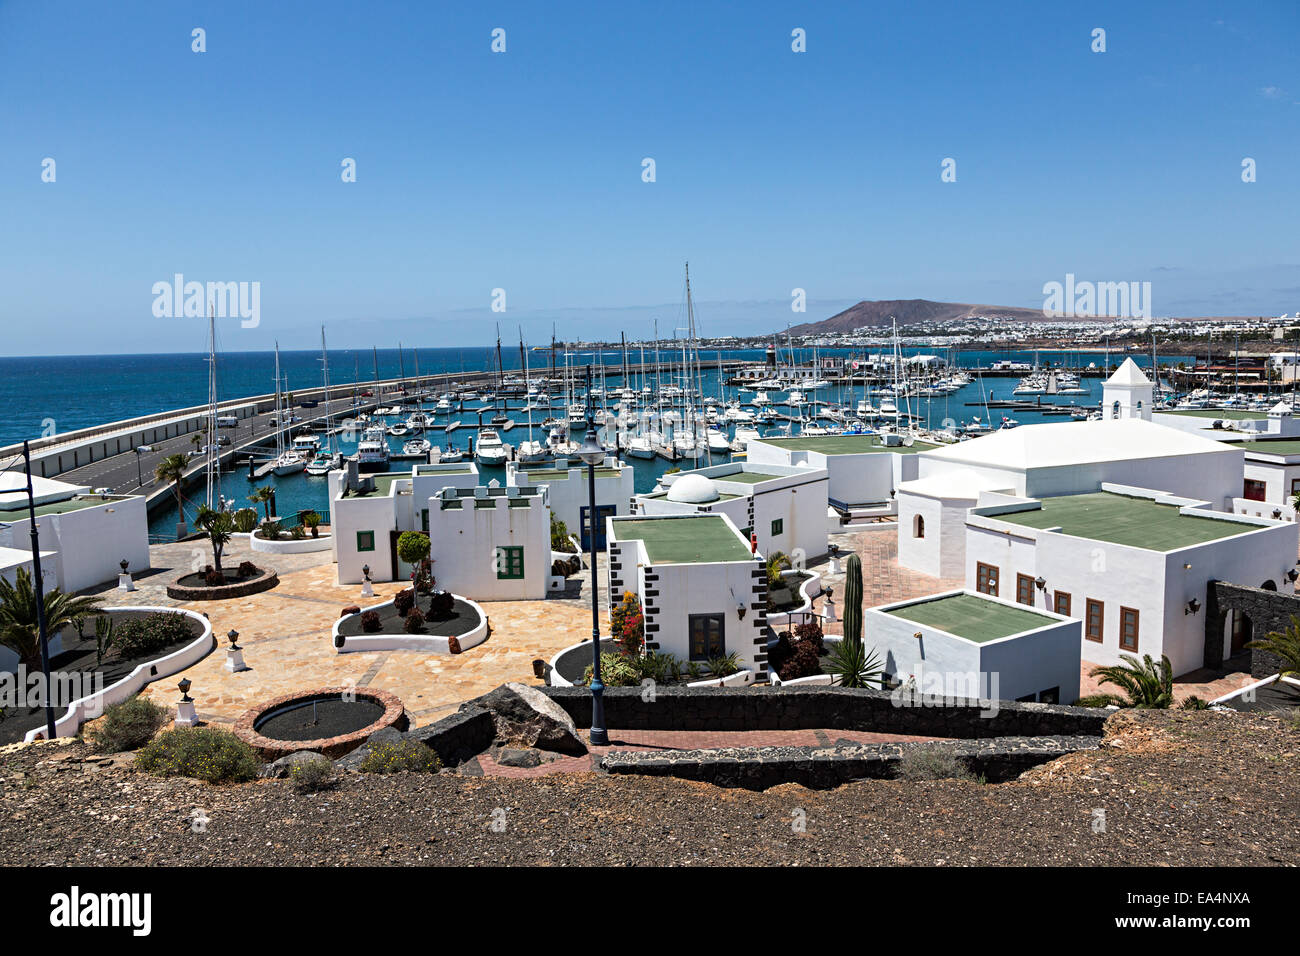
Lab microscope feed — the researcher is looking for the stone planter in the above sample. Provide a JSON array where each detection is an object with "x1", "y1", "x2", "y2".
[
  {"x1": 166, "y1": 566, "x2": 278, "y2": 601},
  {"x1": 233, "y1": 687, "x2": 407, "y2": 760}
]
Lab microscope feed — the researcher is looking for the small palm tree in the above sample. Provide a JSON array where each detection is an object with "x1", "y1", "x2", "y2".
[
  {"x1": 0, "y1": 568, "x2": 103, "y2": 667},
  {"x1": 194, "y1": 506, "x2": 235, "y2": 573},
  {"x1": 826, "y1": 638, "x2": 885, "y2": 689},
  {"x1": 247, "y1": 485, "x2": 274, "y2": 521},
  {"x1": 1089, "y1": 653, "x2": 1174, "y2": 709},
  {"x1": 154, "y1": 453, "x2": 190, "y2": 536},
  {"x1": 1246, "y1": 618, "x2": 1300, "y2": 677}
]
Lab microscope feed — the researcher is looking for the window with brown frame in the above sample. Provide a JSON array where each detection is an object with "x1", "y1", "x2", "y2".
[
  {"x1": 1243, "y1": 479, "x2": 1267, "y2": 502},
  {"x1": 976, "y1": 562, "x2": 999, "y2": 596},
  {"x1": 1120, "y1": 606, "x2": 1139, "y2": 651},
  {"x1": 1085, "y1": 599, "x2": 1104, "y2": 643},
  {"x1": 1016, "y1": 573, "x2": 1034, "y2": 606},
  {"x1": 1054, "y1": 591, "x2": 1071, "y2": 617}
]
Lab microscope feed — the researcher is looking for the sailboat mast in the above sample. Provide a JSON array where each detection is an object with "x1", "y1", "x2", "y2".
[
  {"x1": 321, "y1": 326, "x2": 333, "y2": 456},
  {"x1": 206, "y1": 305, "x2": 219, "y2": 510}
]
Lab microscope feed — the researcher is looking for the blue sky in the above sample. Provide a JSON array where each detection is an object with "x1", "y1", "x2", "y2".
[{"x1": 1, "y1": 0, "x2": 1297, "y2": 354}]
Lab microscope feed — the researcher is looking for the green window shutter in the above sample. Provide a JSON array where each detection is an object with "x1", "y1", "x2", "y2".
[
  {"x1": 356, "y1": 530, "x2": 375, "y2": 552},
  {"x1": 496, "y1": 545, "x2": 524, "y2": 579},
  {"x1": 770, "y1": 518, "x2": 783, "y2": 535}
]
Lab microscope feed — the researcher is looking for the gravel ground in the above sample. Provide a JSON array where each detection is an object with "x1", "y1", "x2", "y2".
[{"x1": 0, "y1": 709, "x2": 1296, "y2": 866}]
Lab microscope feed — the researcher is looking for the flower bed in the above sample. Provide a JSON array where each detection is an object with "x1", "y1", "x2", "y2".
[
  {"x1": 766, "y1": 570, "x2": 823, "y2": 627},
  {"x1": 166, "y1": 565, "x2": 278, "y2": 601},
  {"x1": 332, "y1": 593, "x2": 488, "y2": 655},
  {"x1": 11, "y1": 607, "x2": 214, "y2": 744},
  {"x1": 233, "y1": 687, "x2": 407, "y2": 760},
  {"x1": 247, "y1": 529, "x2": 332, "y2": 554}
]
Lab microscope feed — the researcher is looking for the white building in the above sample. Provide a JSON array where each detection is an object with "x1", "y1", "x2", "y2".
[
  {"x1": 964, "y1": 486, "x2": 1298, "y2": 677},
  {"x1": 0, "y1": 473, "x2": 148, "y2": 593},
  {"x1": 329, "y1": 463, "x2": 479, "y2": 585},
  {"x1": 1235, "y1": 435, "x2": 1300, "y2": 515},
  {"x1": 866, "y1": 590, "x2": 1081, "y2": 704},
  {"x1": 426, "y1": 484, "x2": 550, "y2": 601},
  {"x1": 636, "y1": 462, "x2": 829, "y2": 565},
  {"x1": 746, "y1": 434, "x2": 938, "y2": 520},
  {"x1": 1101, "y1": 357, "x2": 1153, "y2": 421},
  {"x1": 606, "y1": 514, "x2": 768, "y2": 677},
  {"x1": 507, "y1": 457, "x2": 634, "y2": 550}
]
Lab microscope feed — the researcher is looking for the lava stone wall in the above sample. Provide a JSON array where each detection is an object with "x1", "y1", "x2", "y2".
[
  {"x1": 541, "y1": 685, "x2": 1108, "y2": 739},
  {"x1": 1204, "y1": 581, "x2": 1300, "y2": 677}
]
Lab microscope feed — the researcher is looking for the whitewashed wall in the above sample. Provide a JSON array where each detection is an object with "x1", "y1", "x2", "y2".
[
  {"x1": 0, "y1": 496, "x2": 149, "y2": 593},
  {"x1": 427, "y1": 491, "x2": 550, "y2": 600}
]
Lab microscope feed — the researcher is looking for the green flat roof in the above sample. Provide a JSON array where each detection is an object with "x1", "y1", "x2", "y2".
[
  {"x1": 613, "y1": 516, "x2": 754, "y2": 564},
  {"x1": 709, "y1": 470, "x2": 787, "y2": 485},
  {"x1": 1161, "y1": 408, "x2": 1266, "y2": 420},
  {"x1": 347, "y1": 472, "x2": 410, "y2": 498},
  {"x1": 0, "y1": 495, "x2": 130, "y2": 519},
  {"x1": 1231, "y1": 439, "x2": 1300, "y2": 457},
  {"x1": 885, "y1": 593, "x2": 1056, "y2": 643},
  {"x1": 756, "y1": 435, "x2": 937, "y2": 455},
  {"x1": 993, "y1": 492, "x2": 1251, "y2": 551}
]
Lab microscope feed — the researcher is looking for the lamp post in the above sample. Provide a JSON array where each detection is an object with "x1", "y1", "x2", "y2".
[
  {"x1": 577, "y1": 368, "x2": 609, "y2": 746},
  {"x1": 21, "y1": 441, "x2": 56, "y2": 740}
]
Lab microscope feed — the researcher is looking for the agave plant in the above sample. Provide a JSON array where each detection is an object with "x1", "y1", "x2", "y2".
[
  {"x1": 1088, "y1": 653, "x2": 1174, "y2": 709},
  {"x1": 706, "y1": 652, "x2": 742, "y2": 678},
  {"x1": 826, "y1": 638, "x2": 885, "y2": 689},
  {"x1": 1246, "y1": 618, "x2": 1300, "y2": 678},
  {"x1": 0, "y1": 568, "x2": 103, "y2": 667}
]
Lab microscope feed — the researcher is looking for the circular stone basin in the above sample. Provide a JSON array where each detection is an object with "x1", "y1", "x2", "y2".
[
  {"x1": 235, "y1": 687, "x2": 407, "y2": 760},
  {"x1": 167, "y1": 565, "x2": 278, "y2": 601}
]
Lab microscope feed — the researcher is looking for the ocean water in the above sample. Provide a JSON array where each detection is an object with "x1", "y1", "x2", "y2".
[{"x1": 0, "y1": 344, "x2": 1176, "y2": 538}]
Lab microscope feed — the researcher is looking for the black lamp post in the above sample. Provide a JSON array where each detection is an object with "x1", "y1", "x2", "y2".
[
  {"x1": 577, "y1": 368, "x2": 609, "y2": 746},
  {"x1": 21, "y1": 441, "x2": 56, "y2": 740}
]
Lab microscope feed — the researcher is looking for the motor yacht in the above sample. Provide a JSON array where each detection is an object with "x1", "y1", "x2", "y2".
[{"x1": 474, "y1": 429, "x2": 510, "y2": 466}]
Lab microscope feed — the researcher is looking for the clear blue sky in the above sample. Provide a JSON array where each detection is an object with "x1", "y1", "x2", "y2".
[{"x1": 1, "y1": 0, "x2": 1297, "y2": 354}]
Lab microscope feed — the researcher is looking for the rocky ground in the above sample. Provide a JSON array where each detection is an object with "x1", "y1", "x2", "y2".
[{"x1": 0, "y1": 709, "x2": 1296, "y2": 867}]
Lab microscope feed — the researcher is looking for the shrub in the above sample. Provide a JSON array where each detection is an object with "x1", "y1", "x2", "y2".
[
  {"x1": 204, "y1": 569, "x2": 224, "y2": 587},
  {"x1": 135, "y1": 727, "x2": 260, "y2": 783},
  {"x1": 767, "y1": 632, "x2": 793, "y2": 672},
  {"x1": 393, "y1": 588, "x2": 415, "y2": 616},
  {"x1": 793, "y1": 617, "x2": 824, "y2": 652},
  {"x1": 357, "y1": 739, "x2": 441, "y2": 774},
  {"x1": 396, "y1": 531, "x2": 431, "y2": 568},
  {"x1": 635, "y1": 650, "x2": 678, "y2": 683},
  {"x1": 1075, "y1": 694, "x2": 1120, "y2": 708},
  {"x1": 289, "y1": 525, "x2": 306, "y2": 540},
  {"x1": 826, "y1": 639, "x2": 885, "y2": 689},
  {"x1": 896, "y1": 747, "x2": 979, "y2": 783},
  {"x1": 707, "y1": 652, "x2": 742, "y2": 678},
  {"x1": 404, "y1": 608, "x2": 425, "y2": 633},
  {"x1": 300, "y1": 510, "x2": 322, "y2": 538},
  {"x1": 236, "y1": 561, "x2": 258, "y2": 578},
  {"x1": 427, "y1": 589, "x2": 454, "y2": 617},
  {"x1": 610, "y1": 591, "x2": 645, "y2": 656},
  {"x1": 551, "y1": 515, "x2": 576, "y2": 553},
  {"x1": 340, "y1": 605, "x2": 360, "y2": 617},
  {"x1": 777, "y1": 640, "x2": 822, "y2": 682},
  {"x1": 1180, "y1": 695, "x2": 1210, "y2": 710},
  {"x1": 90, "y1": 695, "x2": 168, "y2": 753},
  {"x1": 583, "y1": 651, "x2": 640, "y2": 687},
  {"x1": 261, "y1": 520, "x2": 283, "y2": 540},
  {"x1": 360, "y1": 610, "x2": 382, "y2": 633},
  {"x1": 232, "y1": 508, "x2": 259, "y2": 533},
  {"x1": 113, "y1": 612, "x2": 195, "y2": 660},
  {"x1": 290, "y1": 756, "x2": 336, "y2": 792}
]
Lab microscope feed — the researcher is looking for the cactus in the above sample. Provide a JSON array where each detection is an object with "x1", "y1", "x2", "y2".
[{"x1": 842, "y1": 552, "x2": 863, "y2": 647}]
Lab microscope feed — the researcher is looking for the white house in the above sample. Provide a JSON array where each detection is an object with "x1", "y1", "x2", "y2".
[
  {"x1": 746, "y1": 434, "x2": 938, "y2": 519},
  {"x1": 636, "y1": 462, "x2": 829, "y2": 565},
  {"x1": 866, "y1": 590, "x2": 1082, "y2": 704},
  {"x1": 963, "y1": 485, "x2": 1298, "y2": 677},
  {"x1": 425, "y1": 484, "x2": 551, "y2": 601},
  {"x1": 1101, "y1": 357, "x2": 1154, "y2": 421},
  {"x1": 606, "y1": 514, "x2": 769, "y2": 677},
  {"x1": 507, "y1": 456, "x2": 634, "y2": 550},
  {"x1": 0, "y1": 473, "x2": 148, "y2": 593},
  {"x1": 329, "y1": 463, "x2": 479, "y2": 585}
]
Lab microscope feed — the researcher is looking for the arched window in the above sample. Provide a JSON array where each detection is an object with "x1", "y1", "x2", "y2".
[
  {"x1": 1261, "y1": 579, "x2": 1278, "y2": 592},
  {"x1": 1112, "y1": 400, "x2": 1121, "y2": 419},
  {"x1": 913, "y1": 514, "x2": 925, "y2": 538},
  {"x1": 1135, "y1": 400, "x2": 1143, "y2": 412}
]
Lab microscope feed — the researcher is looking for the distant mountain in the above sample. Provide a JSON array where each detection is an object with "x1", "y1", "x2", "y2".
[{"x1": 785, "y1": 299, "x2": 1049, "y2": 335}]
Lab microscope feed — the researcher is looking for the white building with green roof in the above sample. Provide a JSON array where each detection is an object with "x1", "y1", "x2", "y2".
[
  {"x1": 867, "y1": 590, "x2": 1081, "y2": 704},
  {"x1": 606, "y1": 513, "x2": 768, "y2": 678},
  {"x1": 636, "y1": 462, "x2": 829, "y2": 565},
  {"x1": 507, "y1": 456, "x2": 634, "y2": 551},
  {"x1": 964, "y1": 485, "x2": 1298, "y2": 676}
]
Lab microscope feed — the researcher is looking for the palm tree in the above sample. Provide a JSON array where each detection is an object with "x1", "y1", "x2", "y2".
[
  {"x1": 247, "y1": 485, "x2": 274, "y2": 521},
  {"x1": 0, "y1": 568, "x2": 103, "y2": 667},
  {"x1": 1089, "y1": 653, "x2": 1174, "y2": 709},
  {"x1": 1247, "y1": 618, "x2": 1300, "y2": 677},
  {"x1": 194, "y1": 506, "x2": 235, "y2": 573},
  {"x1": 154, "y1": 453, "x2": 190, "y2": 537}
]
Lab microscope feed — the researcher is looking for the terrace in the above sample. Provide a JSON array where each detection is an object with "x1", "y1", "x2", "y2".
[
  {"x1": 990, "y1": 492, "x2": 1252, "y2": 551},
  {"x1": 883, "y1": 592, "x2": 1057, "y2": 644},
  {"x1": 1230, "y1": 438, "x2": 1300, "y2": 457},
  {"x1": 343, "y1": 472, "x2": 410, "y2": 498},
  {"x1": 0, "y1": 493, "x2": 134, "y2": 519}
]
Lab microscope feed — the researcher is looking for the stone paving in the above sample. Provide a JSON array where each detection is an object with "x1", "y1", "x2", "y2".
[{"x1": 90, "y1": 535, "x2": 601, "y2": 728}]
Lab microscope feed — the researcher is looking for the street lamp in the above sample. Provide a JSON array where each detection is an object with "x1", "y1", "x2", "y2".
[{"x1": 578, "y1": 368, "x2": 609, "y2": 747}]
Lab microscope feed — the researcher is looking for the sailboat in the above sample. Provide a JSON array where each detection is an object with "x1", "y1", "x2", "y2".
[
  {"x1": 515, "y1": 329, "x2": 550, "y2": 463},
  {"x1": 271, "y1": 343, "x2": 306, "y2": 476},
  {"x1": 307, "y1": 327, "x2": 341, "y2": 475}
]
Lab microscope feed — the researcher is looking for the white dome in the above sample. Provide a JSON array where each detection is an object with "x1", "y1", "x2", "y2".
[{"x1": 667, "y1": 473, "x2": 720, "y2": 504}]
